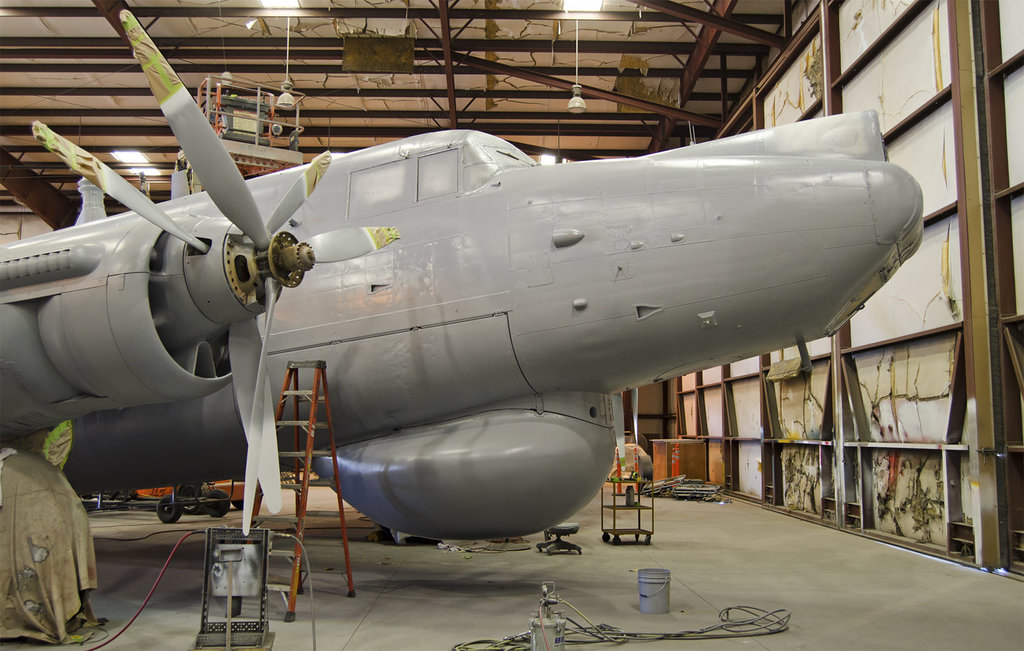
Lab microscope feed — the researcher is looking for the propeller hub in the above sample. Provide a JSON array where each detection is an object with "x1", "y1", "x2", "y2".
[{"x1": 260, "y1": 231, "x2": 314, "y2": 288}]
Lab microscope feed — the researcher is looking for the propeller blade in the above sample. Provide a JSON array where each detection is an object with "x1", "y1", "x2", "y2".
[
  {"x1": 248, "y1": 277, "x2": 283, "y2": 514},
  {"x1": 265, "y1": 151, "x2": 333, "y2": 234},
  {"x1": 229, "y1": 312, "x2": 282, "y2": 535},
  {"x1": 31, "y1": 121, "x2": 209, "y2": 253},
  {"x1": 306, "y1": 226, "x2": 401, "y2": 263},
  {"x1": 120, "y1": 10, "x2": 272, "y2": 250},
  {"x1": 611, "y1": 392, "x2": 626, "y2": 480}
]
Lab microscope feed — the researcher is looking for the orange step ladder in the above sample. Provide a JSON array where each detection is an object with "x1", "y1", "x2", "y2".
[{"x1": 252, "y1": 360, "x2": 355, "y2": 622}]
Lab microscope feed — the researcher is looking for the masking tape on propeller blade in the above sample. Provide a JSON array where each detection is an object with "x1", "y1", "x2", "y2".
[
  {"x1": 367, "y1": 227, "x2": 400, "y2": 250},
  {"x1": 120, "y1": 10, "x2": 184, "y2": 105},
  {"x1": 305, "y1": 151, "x2": 331, "y2": 195},
  {"x1": 32, "y1": 122, "x2": 104, "y2": 191}
]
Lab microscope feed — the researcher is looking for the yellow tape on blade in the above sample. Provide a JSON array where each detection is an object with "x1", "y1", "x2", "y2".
[
  {"x1": 367, "y1": 227, "x2": 400, "y2": 250},
  {"x1": 32, "y1": 122, "x2": 104, "y2": 190},
  {"x1": 120, "y1": 10, "x2": 184, "y2": 105}
]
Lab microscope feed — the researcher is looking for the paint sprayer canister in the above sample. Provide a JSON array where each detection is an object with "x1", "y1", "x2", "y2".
[{"x1": 637, "y1": 568, "x2": 671, "y2": 614}]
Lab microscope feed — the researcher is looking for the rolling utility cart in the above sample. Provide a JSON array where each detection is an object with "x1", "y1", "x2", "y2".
[{"x1": 600, "y1": 478, "x2": 654, "y2": 545}]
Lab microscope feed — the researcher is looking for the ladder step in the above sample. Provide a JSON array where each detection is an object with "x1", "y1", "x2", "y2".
[
  {"x1": 281, "y1": 479, "x2": 336, "y2": 490},
  {"x1": 279, "y1": 449, "x2": 334, "y2": 458},
  {"x1": 281, "y1": 390, "x2": 326, "y2": 400},
  {"x1": 276, "y1": 420, "x2": 328, "y2": 428}
]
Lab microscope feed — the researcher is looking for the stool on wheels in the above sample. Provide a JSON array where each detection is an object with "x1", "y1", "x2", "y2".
[{"x1": 536, "y1": 522, "x2": 582, "y2": 555}]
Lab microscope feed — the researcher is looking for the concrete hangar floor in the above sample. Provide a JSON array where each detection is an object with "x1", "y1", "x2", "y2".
[{"x1": 4, "y1": 489, "x2": 1021, "y2": 651}]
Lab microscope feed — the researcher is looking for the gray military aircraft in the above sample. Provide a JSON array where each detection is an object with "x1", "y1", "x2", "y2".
[{"x1": 0, "y1": 12, "x2": 923, "y2": 540}]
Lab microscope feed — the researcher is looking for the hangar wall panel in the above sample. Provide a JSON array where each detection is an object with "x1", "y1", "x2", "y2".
[
  {"x1": 841, "y1": 0, "x2": 950, "y2": 132},
  {"x1": 1000, "y1": 0, "x2": 1024, "y2": 61},
  {"x1": 838, "y1": 0, "x2": 917, "y2": 71},
  {"x1": 850, "y1": 215, "x2": 962, "y2": 347},
  {"x1": 885, "y1": 103, "x2": 958, "y2": 216},
  {"x1": 1005, "y1": 68, "x2": 1024, "y2": 187},
  {"x1": 737, "y1": 441, "x2": 762, "y2": 499},
  {"x1": 763, "y1": 35, "x2": 822, "y2": 127}
]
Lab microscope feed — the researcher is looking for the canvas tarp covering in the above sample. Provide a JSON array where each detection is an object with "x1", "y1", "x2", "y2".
[{"x1": 1, "y1": 450, "x2": 98, "y2": 643}]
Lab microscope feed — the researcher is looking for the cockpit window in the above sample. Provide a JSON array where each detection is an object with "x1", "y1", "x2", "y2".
[{"x1": 417, "y1": 149, "x2": 459, "y2": 201}]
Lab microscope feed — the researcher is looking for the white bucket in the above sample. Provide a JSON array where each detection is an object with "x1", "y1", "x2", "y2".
[{"x1": 637, "y1": 568, "x2": 670, "y2": 614}]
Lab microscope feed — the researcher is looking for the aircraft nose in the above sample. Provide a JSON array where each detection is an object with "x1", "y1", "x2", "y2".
[{"x1": 871, "y1": 162, "x2": 924, "y2": 262}]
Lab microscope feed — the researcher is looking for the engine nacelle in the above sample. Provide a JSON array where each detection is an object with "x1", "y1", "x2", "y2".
[
  {"x1": 0, "y1": 215, "x2": 261, "y2": 434},
  {"x1": 315, "y1": 392, "x2": 616, "y2": 539}
]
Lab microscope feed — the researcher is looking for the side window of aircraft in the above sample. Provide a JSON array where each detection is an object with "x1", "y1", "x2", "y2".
[
  {"x1": 417, "y1": 149, "x2": 459, "y2": 201},
  {"x1": 349, "y1": 159, "x2": 415, "y2": 219}
]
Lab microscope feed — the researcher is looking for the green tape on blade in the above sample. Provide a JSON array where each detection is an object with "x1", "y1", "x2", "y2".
[
  {"x1": 367, "y1": 227, "x2": 400, "y2": 250},
  {"x1": 120, "y1": 10, "x2": 184, "y2": 104}
]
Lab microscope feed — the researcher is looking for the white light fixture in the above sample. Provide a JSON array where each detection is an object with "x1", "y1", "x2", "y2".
[
  {"x1": 567, "y1": 20, "x2": 587, "y2": 114},
  {"x1": 567, "y1": 84, "x2": 587, "y2": 114},
  {"x1": 277, "y1": 81, "x2": 296, "y2": 110},
  {"x1": 112, "y1": 150, "x2": 148, "y2": 164},
  {"x1": 129, "y1": 167, "x2": 161, "y2": 176},
  {"x1": 539, "y1": 154, "x2": 557, "y2": 165},
  {"x1": 564, "y1": 0, "x2": 603, "y2": 12},
  {"x1": 259, "y1": 0, "x2": 299, "y2": 8}
]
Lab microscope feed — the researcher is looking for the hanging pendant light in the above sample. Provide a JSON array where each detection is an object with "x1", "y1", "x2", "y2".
[
  {"x1": 276, "y1": 16, "x2": 296, "y2": 110},
  {"x1": 567, "y1": 19, "x2": 587, "y2": 114}
]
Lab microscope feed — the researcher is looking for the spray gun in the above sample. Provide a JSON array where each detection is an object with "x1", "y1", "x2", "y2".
[{"x1": 528, "y1": 581, "x2": 566, "y2": 651}]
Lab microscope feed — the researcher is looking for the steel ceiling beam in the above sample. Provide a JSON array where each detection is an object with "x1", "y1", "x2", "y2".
[
  {"x1": 0, "y1": 86, "x2": 742, "y2": 99},
  {"x1": 3, "y1": 108, "x2": 731, "y2": 123},
  {"x1": 0, "y1": 62, "x2": 735, "y2": 79},
  {"x1": 0, "y1": 37, "x2": 768, "y2": 56},
  {"x1": 623, "y1": 0, "x2": 784, "y2": 48},
  {"x1": 0, "y1": 6, "x2": 783, "y2": 25},
  {"x1": 91, "y1": 0, "x2": 132, "y2": 47},
  {"x1": 0, "y1": 148, "x2": 75, "y2": 229},
  {"x1": 449, "y1": 52, "x2": 720, "y2": 127},
  {"x1": 0, "y1": 122, "x2": 715, "y2": 139},
  {"x1": 435, "y1": 0, "x2": 458, "y2": 128}
]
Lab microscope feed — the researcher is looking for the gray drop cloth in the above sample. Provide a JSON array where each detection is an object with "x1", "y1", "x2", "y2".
[{"x1": 1, "y1": 451, "x2": 98, "y2": 643}]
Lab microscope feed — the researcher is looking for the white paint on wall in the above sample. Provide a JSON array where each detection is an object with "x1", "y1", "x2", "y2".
[
  {"x1": 1005, "y1": 67, "x2": 1024, "y2": 188},
  {"x1": 763, "y1": 35, "x2": 822, "y2": 127},
  {"x1": 738, "y1": 441, "x2": 763, "y2": 499},
  {"x1": 839, "y1": 0, "x2": 916, "y2": 71},
  {"x1": 851, "y1": 333, "x2": 956, "y2": 444},
  {"x1": 886, "y1": 102, "x2": 957, "y2": 216},
  {"x1": 681, "y1": 393, "x2": 698, "y2": 437},
  {"x1": 1000, "y1": 0, "x2": 1024, "y2": 62},
  {"x1": 850, "y1": 215, "x2": 962, "y2": 347},
  {"x1": 730, "y1": 356, "x2": 761, "y2": 378},
  {"x1": 702, "y1": 366, "x2": 722, "y2": 384},
  {"x1": 774, "y1": 361, "x2": 830, "y2": 440},
  {"x1": 730, "y1": 378, "x2": 762, "y2": 438},
  {"x1": 704, "y1": 386, "x2": 724, "y2": 437},
  {"x1": 1013, "y1": 196, "x2": 1024, "y2": 315},
  {"x1": 842, "y1": 0, "x2": 951, "y2": 132}
]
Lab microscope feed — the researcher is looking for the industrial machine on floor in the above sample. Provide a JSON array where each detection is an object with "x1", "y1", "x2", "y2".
[{"x1": 1, "y1": 10, "x2": 924, "y2": 542}]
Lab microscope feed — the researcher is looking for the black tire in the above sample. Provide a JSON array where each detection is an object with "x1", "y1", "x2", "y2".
[
  {"x1": 612, "y1": 536, "x2": 621, "y2": 546},
  {"x1": 602, "y1": 532, "x2": 611, "y2": 543},
  {"x1": 157, "y1": 495, "x2": 182, "y2": 524},
  {"x1": 177, "y1": 485, "x2": 202, "y2": 514},
  {"x1": 205, "y1": 489, "x2": 230, "y2": 518},
  {"x1": 644, "y1": 535, "x2": 652, "y2": 545}
]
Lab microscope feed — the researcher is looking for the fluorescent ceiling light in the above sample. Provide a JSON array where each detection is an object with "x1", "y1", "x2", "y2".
[
  {"x1": 259, "y1": 0, "x2": 299, "y2": 8},
  {"x1": 112, "y1": 150, "x2": 148, "y2": 163},
  {"x1": 129, "y1": 168, "x2": 161, "y2": 176},
  {"x1": 539, "y1": 154, "x2": 557, "y2": 165},
  {"x1": 564, "y1": 0, "x2": 603, "y2": 12}
]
